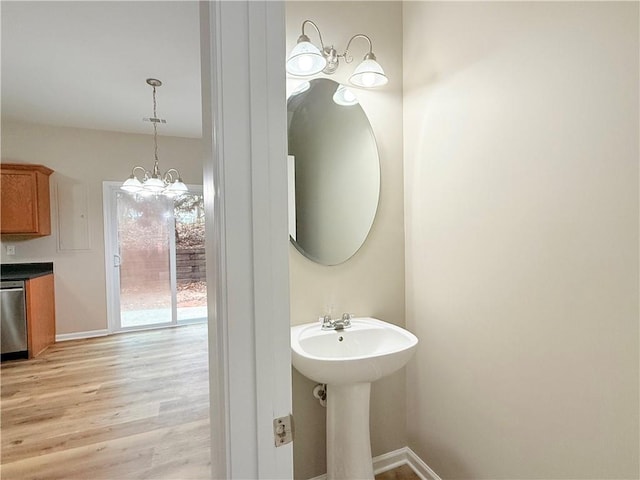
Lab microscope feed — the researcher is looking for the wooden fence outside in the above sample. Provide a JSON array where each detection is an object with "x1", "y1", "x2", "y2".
[{"x1": 120, "y1": 247, "x2": 206, "y2": 287}]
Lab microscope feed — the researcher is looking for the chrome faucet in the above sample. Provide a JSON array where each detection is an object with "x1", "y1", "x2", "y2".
[{"x1": 320, "y1": 313, "x2": 353, "y2": 330}]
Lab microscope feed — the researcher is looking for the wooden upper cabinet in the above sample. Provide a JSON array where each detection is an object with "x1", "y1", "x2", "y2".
[{"x1": 1, "y1": 163, "x2": 54, "y2": 236}]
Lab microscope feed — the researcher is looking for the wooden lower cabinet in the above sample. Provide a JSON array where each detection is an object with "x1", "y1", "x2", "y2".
[{"x1": 25, "y1": 274, "x2": 55, "y2": 358}]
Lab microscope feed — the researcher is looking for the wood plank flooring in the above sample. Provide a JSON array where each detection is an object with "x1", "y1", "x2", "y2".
[
  {"x1": 1, "y1": 324, "x2": 421, "y2": 480},
  {"x1": 1, "y1": 324, "x2": 210, "y2": 480}
]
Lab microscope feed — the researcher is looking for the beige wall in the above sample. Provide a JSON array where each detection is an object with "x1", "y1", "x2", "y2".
[
  {"x1": 1, "y1": 121, "x2": 203, "y2": 335},
  {"x1": 286, "y1": 2, "x2": 404, "y2": 479},
  {"x1": 403, "y1": 2, "x2": 639, "y2": 479}
]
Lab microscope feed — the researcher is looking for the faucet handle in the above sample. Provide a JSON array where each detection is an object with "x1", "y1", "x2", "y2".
[
  {"x1": 341, "y1": 313, "x2": 353, "y2": 325},
  {"x1": 319, "y1": 315, "x2": 332, "y2": 328}
]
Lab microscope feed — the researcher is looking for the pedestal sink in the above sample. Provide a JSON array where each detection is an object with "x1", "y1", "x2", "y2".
[{"x1": 291, "y1": 317, "x2": 418, "y2": 480}]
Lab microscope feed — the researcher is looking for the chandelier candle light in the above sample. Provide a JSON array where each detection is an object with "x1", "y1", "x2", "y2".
[
  {"x1": 286, "y1": 20, "x2": 388, "y2": 88},
  {"x1": 121, "y1": 78, "x2": 188, "y2": 196}
]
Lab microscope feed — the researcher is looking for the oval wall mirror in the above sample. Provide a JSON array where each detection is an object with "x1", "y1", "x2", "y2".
[{"x1": 287, "y1": 78, "x2": 380, "y2": 266}]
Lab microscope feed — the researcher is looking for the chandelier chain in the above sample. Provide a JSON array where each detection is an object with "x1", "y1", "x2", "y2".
[{"x1": 152, "y1": 86, "x2": 159, "y2": 163}]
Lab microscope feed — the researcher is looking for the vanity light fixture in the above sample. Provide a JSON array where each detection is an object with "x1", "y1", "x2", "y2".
[
  {"x1": 286, "y1": 20, "x2": 388, "y2": 88},
  {"x1": 122, "y1": 79, "x2": 188, "y2": 197},
  {"x1": 332, "y1": 84, "x2": 359, "y2": 106}
]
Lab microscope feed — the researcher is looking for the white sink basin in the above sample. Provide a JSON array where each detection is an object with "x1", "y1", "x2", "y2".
[
  {"x1": 291, "y1": 317, "x2": 418, "y2": 385},
  {"x1": 292, "y1": 317, "x2": 419, "y2": 479}
]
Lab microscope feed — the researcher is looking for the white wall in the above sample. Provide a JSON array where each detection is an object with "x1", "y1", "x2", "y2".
[
  {"x1": 1, "y1": 121, "x2": 203, "y2": 335},
  {"x1": 403, "y1": 2, "x2": 639, "y2": 479},
  {"x1": 286, "y1": 2, "x2": 404, "y2": 479}
]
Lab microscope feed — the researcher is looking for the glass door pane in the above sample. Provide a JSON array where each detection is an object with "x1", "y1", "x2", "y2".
[
  {"x1": 117, "y1": 192, "x2": 174, "y2": 329},
  {"x1": 175, "y1": 193, "x2": 207, "y2": 324}
]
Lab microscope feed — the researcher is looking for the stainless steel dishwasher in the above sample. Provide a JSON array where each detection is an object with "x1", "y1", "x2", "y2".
[{"x1": 1, "y1": 280, "x2": 28, "y2": 360}]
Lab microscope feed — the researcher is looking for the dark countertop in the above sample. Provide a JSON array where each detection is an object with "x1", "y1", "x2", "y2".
[{"x1": 1, "y1": 262, "x2": 54, "y2": 281}]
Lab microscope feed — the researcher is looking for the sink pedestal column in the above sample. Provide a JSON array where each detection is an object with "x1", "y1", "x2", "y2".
[{"x1": 326, "y1": 382, "x2": 374, "y2": 480}]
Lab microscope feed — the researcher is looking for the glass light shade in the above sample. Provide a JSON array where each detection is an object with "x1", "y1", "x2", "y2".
[
  {"x1": 332, "y1": 84, "x2": 359, "y2": 106},
  {"x1": 121, "y1": 176, "x2": 143, "y2": 192},
  {"x1": 287, "y1": 80, "x2": 310, "y2": 98},
  {"x1": 167, "y1": 180, "x2": 188, "y2": 196},
  {"x1": 137, "y1": 188, "x2": 155, "y2": 197},
  {"x1": 164, "y1": 189, "x2": 178, "y2": 198},
  {"x1": 143, "y1": 176, "x2": 165, "y2": 192},
  {"x1": 349, "y1": 58, "x2": 388, "y2": 88},
  {"x1": 286, "y1": 41, "x2": 326, "y2": 76}
]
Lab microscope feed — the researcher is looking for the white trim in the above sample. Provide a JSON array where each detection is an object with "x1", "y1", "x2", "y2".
[
  {"x1": 168, "y1": 199, "x2": 178, "y2": 326},
  {"x1": 102, "y1": 182, "x2": 205, "y2": 335},
  {"x1": 405, "y1": 447, "x2": 443, "y2": 480},
  {"x1": 55, "y1": 329, "x2": 109, "y2": 342},
  {"x1": 249, "y1": 2, "x2": 293, "y2": 478},
  {"x1": 307, "y1": 447, "x2": 442, "y2": 480},
  {"x1": 105, "y1": 181, "x2": 172, "y2": 333},
  {"x1": 200, "y1": 2, "x2": 292, "y2": 478},
  {"x1": 372, "y1": 448, "x2": 412, "y2": 475},
  {"x1": 102, "y1": 182, "x2": 120, "y2": 334},
  {"x1": 200, "y1": 2, "x2": 231, "y2": 478},
  {"x1": 211, "y1": 3, "x2": 260, "y2": 476}
]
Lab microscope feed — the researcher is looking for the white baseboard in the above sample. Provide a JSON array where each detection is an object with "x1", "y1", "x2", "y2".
[
  {"x1": 373, "y1": 447, "x2": 412, "y2": 475},
  {"x1": 308, "y1": 446, "x2": 441, "y2": 480},
  {"x1": 404, "y1": 447, "x2": 442, "y2": 480},
  {"x1": 55, "y1": 329, "x2": 109, "y2": 342}
]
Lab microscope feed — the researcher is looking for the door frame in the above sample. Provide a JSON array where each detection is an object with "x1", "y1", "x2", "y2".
[
  {"x1": 102, "y1": 182, "x2": 205, "y2": 333},
  {"x1": 200, "y1": 1, "x2": 293, "y2": 478}
]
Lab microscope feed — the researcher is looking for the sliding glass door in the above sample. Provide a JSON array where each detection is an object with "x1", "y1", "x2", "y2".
[
  {"x1": 174, "y1": 193, "x2": 207, "y2": 324},
  {"x1": 104, "y1": 182, "x2": 206, "y2": 332}
]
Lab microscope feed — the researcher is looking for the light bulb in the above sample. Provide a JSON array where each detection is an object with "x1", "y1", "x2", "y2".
[
  {"x1": 361, "y1": 72, "x2": 376, "y2": 87},
  {"x1": 296, "y1": 55, "x2": 313, "y2": 73},
  {"x1": 343, "y1": 89, "x2": 356, "y2": 103},
  {"x1": 332, "y1": 84, "x2": 359, "y2": 106}
]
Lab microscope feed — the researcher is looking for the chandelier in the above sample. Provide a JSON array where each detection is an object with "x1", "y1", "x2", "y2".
[{"x1": 121, "y1": 78, "x2": 188, "y2": 197}]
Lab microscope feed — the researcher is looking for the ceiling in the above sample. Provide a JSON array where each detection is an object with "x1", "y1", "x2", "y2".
[{"x1": 1, "y1": 1, "x2": 202, "y2": 138}]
